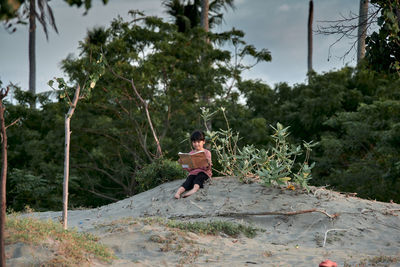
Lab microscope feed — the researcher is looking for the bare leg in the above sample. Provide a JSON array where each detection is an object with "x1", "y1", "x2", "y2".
[
  {"x1": 174, "y1": 186, "x2": 186, "y2": 199},
  {"x1": 182, "y1": 184, "x2": 200, "y2": 198}
]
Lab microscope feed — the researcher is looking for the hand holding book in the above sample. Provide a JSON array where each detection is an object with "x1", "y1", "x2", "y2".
[{"x1": 178, "y1": 151, "x2": 209, "y2": 169}]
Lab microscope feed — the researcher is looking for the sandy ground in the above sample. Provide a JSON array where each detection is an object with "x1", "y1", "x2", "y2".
[{"x1": 7, "y1": 177, "x2": 400, "y2": 266}]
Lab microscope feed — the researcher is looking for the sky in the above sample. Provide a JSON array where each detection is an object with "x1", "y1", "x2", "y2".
[{"x1": 0, "y1": 0, "x2": 362, "y2": 95}]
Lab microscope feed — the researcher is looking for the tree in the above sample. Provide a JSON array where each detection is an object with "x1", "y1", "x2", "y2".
[
  {"x1": 307, "y1": 0, "x2": 313, "y2": 74},
  {"x1": 62, "y1": 84, "x2": 80, "y2": 229},
  {"x1": 2, "y1": 0, "x2": 108, "y2": 109},
  {"x1": 315, "y1": 1, "x2": 378, "y2": 61},
  {"x1": 0, "y1": 0, "x2": 108, "y2": 20},
  {"x1": 163, "y1": 0, "x2": 234, "y2": 32},
  {"x1": 366, "y1": 0, "x2": 400, "y2": 75},
  {"x1": 49, "y1": 57, "x2": 105, "y2": 229},
  {"x1": 57, "y1": 12, "x2": 270, "y2": 203},
  {"x1": 28, "y1": 0, "x2": 58, "y2": 108},
  {"x1": 0, "y1": 86, "x2": 9, "y2": 267},
  {"x1": 63, "y1": 0, "x2": 108, "y2": 15},
  {"x1": 357, "y1": 0, "x2": 369, "y2": 63},
  {"x1": 0, "y1": 0, "x2": 23, "y2": 20},
  {"x1": 201, "y1": 0, "x2": 209, "y2": 32}
]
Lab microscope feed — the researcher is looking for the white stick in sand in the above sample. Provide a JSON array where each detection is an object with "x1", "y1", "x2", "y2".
[{"x1": 323, "y1": 228, "x2": 348, "y2": 248}]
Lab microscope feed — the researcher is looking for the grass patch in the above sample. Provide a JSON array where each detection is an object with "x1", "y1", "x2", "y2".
[
  {"x1": 166, "y1": 220, "x2": 258, "y2": 238},
  {"x1": 6, "y1": 214, "x2": 116, "y2": 266}
]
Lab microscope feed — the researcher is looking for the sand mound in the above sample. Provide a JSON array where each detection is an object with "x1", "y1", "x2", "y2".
[{"x1": 7, "y1": 177, "x2": 400, "y2": 266}]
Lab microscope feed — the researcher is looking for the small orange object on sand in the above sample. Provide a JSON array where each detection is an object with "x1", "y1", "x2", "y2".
[{"x1": 319, "y1": 259, "x2": 338, "y2": 267}]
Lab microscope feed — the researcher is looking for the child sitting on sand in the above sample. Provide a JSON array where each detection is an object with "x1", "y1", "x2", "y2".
[{"x1": 174, "y1": 130, "x2": 212, "y2": 199}]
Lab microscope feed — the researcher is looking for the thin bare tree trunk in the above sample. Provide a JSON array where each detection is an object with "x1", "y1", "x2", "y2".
[
  {"x1": 0, "y1": 88, "x2": 9, "y2": 267},
  {"x1": 307, "y1": 0, "x2": 314, "y2": 73},
  {"x1": 62, "y1": 84, "x2": 80, "y2": 229},
  {"x1": 129, "y1": 79, "x2": 162, "y2": 157},
  {"x1": 29, "y1": 0, "x2": 36, "y2": 109},
  {"x1": 357, "y1": 0, "x2": 369, "y2": 63},
  {"x1": 201, "y1": 0, "x2": 212, "y2": 131}
]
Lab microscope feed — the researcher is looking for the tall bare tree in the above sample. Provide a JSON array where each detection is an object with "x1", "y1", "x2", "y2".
[
  {"x1": 49, "y1": 56, "x2": 105, "y2": 229},
  {"x1": 61, "y1": 84, "x2": 81, "y2": 229},
  {"x1": 28, "y1": 0, "x2": 58, "y2": 108},
  {"x1": 28, "y1": 0, "x2": 36, "y2": 108},
  {"x1": 307, "y1": 0, "x2": 314, "y2": 73},
  {"x1": 0, "y1": 87, "x2": 9, "y2": 267},
  {"x1": 0, "y1": 85, "x2": 20, "y2": 265},
  {"x1": 201, "y1": 0, "x2": 212, "y2": 130},
  {"x1": 357, "y1": 0, "x2": 369, "y2": 63}
]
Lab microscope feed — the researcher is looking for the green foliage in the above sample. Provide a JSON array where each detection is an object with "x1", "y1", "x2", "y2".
[
  {"x1": 201, "y1": 108, "x2": 317, "y2": 190},
  {"x1": 366, "y1": 1, "x2": 400, "y2": 75},
  {"x1": 64, "y1": 0, "x2": 108, "y2": 13},
  {"x1": 0, "y1": 0, "x2": 23, "y2": 20},
  {"x1": 7, "y1": 169, "x2": 61, "y2": 211},
  {"x1": 4, "y1": 3, "x2": 400, "y2": 212},
  {"x1": 49, "y1": 10, "x2": 269, "y2": 207},
  {"x1": 316, "y1": 99, "x2": 400, "y2": 200},
  {"x1": 258, "y1": 124, "x2": 317, "y2": 190},
  {"x1": 135, "y1": 158, "x2": 186, "y2": 192},
  {"x1": 163, "y1": 0, "x2": 235, "y2": 32},
  {"x1": 48, "y1": 53, "x2": 106, "y2": 103},
  {"x1": 0, "y1": 0, "x2": 108, "y2": 21}
]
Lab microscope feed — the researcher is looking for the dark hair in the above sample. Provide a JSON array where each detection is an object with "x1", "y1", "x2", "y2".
[{"x1": 190, "y1": 130, "x2": 205, "y2": 142}]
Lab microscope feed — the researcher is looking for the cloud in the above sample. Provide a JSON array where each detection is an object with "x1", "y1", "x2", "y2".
[{"x1": 278, "y1": 4, "x2": 290, "y2": 12}]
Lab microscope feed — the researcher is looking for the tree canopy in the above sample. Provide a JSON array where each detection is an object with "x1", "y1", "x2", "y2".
[
  {"x1": 2, "y1": 1, "x2": 400, "y2": 211},
  {"x1": 0, "y1": 0, "x2": 108, "y2": 20}
]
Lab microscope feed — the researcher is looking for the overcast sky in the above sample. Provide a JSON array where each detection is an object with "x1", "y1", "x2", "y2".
[{"x1": 0, "y1": 0, "x2": 361, "y2": 94}]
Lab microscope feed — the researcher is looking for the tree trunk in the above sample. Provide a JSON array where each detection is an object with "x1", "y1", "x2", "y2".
[
  {"x1": 307, "y1": 0, "x2": 314, "y2": 73},
  {"x1": 357, "y1": 0, "x2": 369, "y2": 63},
  {"x1": 62, "y1": 85, "x2": 80, "y2": 229},
  {"x1": 201, "y1": 0, "x2": 212, "y2": 131},
  {"x1": 0, "y1": 88, "x2": 9, "y2": 267},
  {"x1": 29, "y1": 0, "x2": 36, "y2": 109},
  {"x1": 201, "y1": 0, "x2": 209, "y2": 33}
]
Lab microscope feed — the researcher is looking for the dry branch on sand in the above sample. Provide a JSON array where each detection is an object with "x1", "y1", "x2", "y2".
[{"x1": 169, "y1": 208, "x2": 339, "y2": 220}]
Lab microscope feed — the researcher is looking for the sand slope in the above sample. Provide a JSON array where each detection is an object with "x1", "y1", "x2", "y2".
[{"x1": 7, "y1": 177, "x2": 400, "y2": 266}]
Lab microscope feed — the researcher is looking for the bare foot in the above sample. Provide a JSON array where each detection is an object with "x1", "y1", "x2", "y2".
[
  {"x1": 174, "y1": 187, "x2": 185, "y2": 199},
  {"x1": 182, "y1": 191, "x2": 193, "y2": 198},
  {"x1": 182, "y1": 185, "x2": 200, "y2": 198}
]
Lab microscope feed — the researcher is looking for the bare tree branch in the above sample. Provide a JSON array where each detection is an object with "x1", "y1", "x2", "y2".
[
  {"x1": 5, "y1": 118, "x2": 21, "y2": 130},
  {"x1": 109, "y1": 68, "x2": 163, "y2": 158},
  {"x1": 87, "y1": 189, "x2": 119, "y2": 202},
  {"x1": 316, "y1": 4, "x2": 380, "y2": 61}
]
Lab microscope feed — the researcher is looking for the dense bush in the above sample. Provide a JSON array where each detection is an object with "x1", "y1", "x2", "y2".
[{"x1": 135, "y1": 158, "x2": 186, "y2": 192}]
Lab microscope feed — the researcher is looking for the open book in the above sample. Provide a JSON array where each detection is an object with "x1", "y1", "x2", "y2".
[{"x1": 178, "y1": 151, "x2": 208, "y2": 169}]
